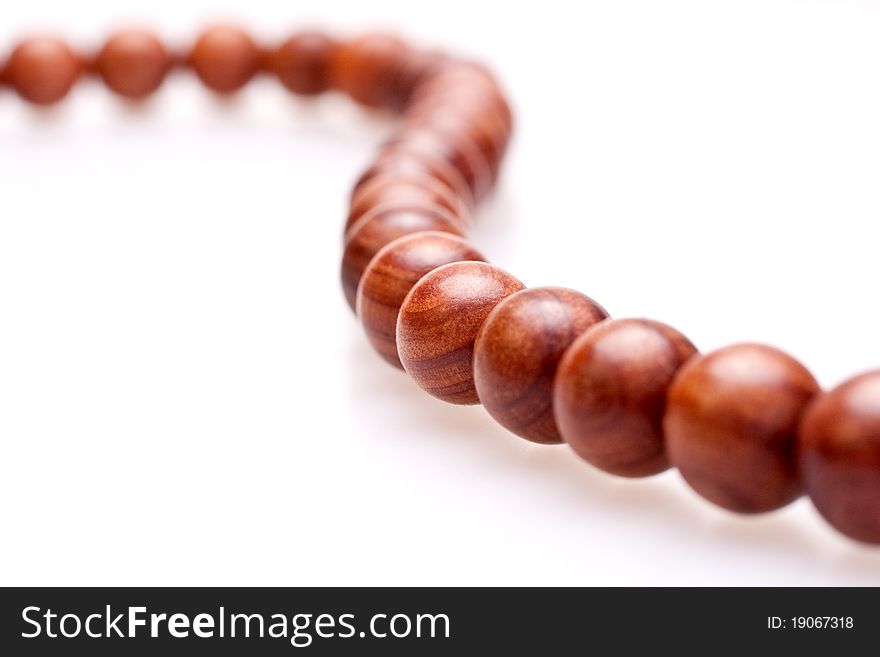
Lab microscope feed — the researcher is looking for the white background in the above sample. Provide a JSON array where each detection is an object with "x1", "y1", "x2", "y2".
[{"x1": 1, "y1": 0, "x2": 879, "y2": 586}]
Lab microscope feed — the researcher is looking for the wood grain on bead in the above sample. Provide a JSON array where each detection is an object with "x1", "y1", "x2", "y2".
[
  {"x1": 799, "y1": 371, "x2": 880, "y2": 544},
  {"x1": 95, "y1": 30, "x2": 170, "y2": 99},
  {"x1": 189, "y1": 26, "x2": 260, "y2": 93},
  {"x1": 341, "y1": 205, "x2": 464, "y2": 312},
  {"x1": 4, "y1": 37, "x2": 82, "y2": 105},
  {"x1": 554, "y1": 319, "x2": 697, "y2": 476},
  {"x1": 268, "y1": 32, "x2": 336, "y2": 95},
  {"x1": 357, "y1": 232, "x2": 486, "y2": 368},
  {"x1": 664, "y1": 343, "x2": 819, "y2": 513},
  {"x1": 347, "y1": 175, "x2": 469, "y2": 232},
  {"x1": 473, "y1": 288, "x2": 608, "y2": 444},
  {"x1": 330, "y1": 34, "x2": 411, "y2": 109},
  {"x1": 397, "y1": 261, "x2": 524, "y2": 405}
]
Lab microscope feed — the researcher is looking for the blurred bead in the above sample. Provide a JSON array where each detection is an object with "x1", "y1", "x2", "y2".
[
  {"x1": 385, "y1": 126, "x2": 493, "y2": 201},
  {"x1": 5, "y1": 37, "x2": 82, "y2": 105},
  {"x1": 341, "y1": 206, "x2": 464, "y2": 312},
  {"x1": 404, "y1": 106, "x2": 509, "y2": 180},
  {"x1": 799, "y1": 371, "x2": 880, "y2": 544},
  {"x1": 95, "y1": 30, "x2": 170, "y2": 99},
  {"x1": 354, "y1": 151, "x2": 474, "y2": 209},
  {"x1": 405, "y1": 62, "x2": 513, "y2": 181},
  {"x1": 554, "y1": 319, "x2": 697, "y2": 476},
  {"x1": 347, "y1": 175, "x2": 469, "y2": 233},
  {"x1": 397, "y1": 261, "x2": 524, "y2": 405},
  {"x1": 665, "y1": 343, "x2": 819, "y2": 513},
  {"x1": 412, "y1": 61, "x2": 513, "y2": 132},
  {"x1": 189, "y1": 25, "x2": 260, "y2": 93},
  {"x1": 330, "y1": 33, "x2": 412, "y2": 109},
  {"x1": 268, "y1": 32, "x2": 336, "y2": 95},
  {"x1": 474, "y1": 288, "x2": 608, "y2": 444},
  {"x1": 357, "y1": 231, "x2": 485, "y2": 368},
  {"x1": 383, "y1": 49, "x2": 448, "y2": 111}
]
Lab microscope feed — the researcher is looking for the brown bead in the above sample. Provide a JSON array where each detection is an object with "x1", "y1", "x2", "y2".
[
  {"x1": 383, "y1": 49, "x2": 448, "y2": 111},
  {"x1": 554, "y1": 319, "x2": 697, "y2": 476},
  {"x1": 397, "y1": 262, "x2": 525, "y2": 405},
  {"x1": 385, "y1": 127, "x2": 493, "y2": 201},
  {"x1": 189, "y1": 26, "x2": 260, "y2": 93},
  {"x1": 357, "y1": 232, "x2": 486, "y2": 368},
  {"x1": 330, "y1": 34, "x2": 412, "y2": 109},
  {"x1": 354, "y1": 151, "x2": 474, "y2": 209},
  {"x1": 4, "y1": 37, "x2": 82, "y2": 105},
  {"x1": 664, "y1": 343, "x2": 819, "y2": 513},
  {"x1": 341, "y1": 206, "x2": 464, "y2": 312},
  {"x1": 473, "y1": 288, "x2": 608, "y2": 444},
  {"x1": 405, "y1": 65, "x2": 513, "y2": 181},
  {"x1": 95, "y1": 30, "x2": 170, "y2": 99},
  {"x1": 411, "y1": 61, "x2": 513, "y2": 133},
  {"x1": 346, "y1": 175, "x2": 469, "y2": 233},
  {"x1": 268, "y1": 32, "x2": 336, "y2": 95},
  {"x1": 799, "y1": 371, "x2": 880, "y2": 544},
  {"x1": 404, "y1": 107, "x2": 508, "y2": 181}
]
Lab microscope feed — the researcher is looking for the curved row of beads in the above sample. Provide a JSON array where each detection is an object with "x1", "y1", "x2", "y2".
[{"x1": 2, "y1": 27, "x2": 878, "y2": 545}]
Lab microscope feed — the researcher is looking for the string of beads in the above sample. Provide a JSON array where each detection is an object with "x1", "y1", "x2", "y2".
[{"x1": 3, "y1": 25, "x2": 878, "y2": 545}]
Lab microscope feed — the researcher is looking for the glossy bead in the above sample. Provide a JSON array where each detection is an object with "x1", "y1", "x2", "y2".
[
  {"x1": 95, "y1": 30, "x2": 170, "y2": 99},
  {"x1": 799, "y1": 371, "x2": 880, "y2": 544},
  {"x1": 397, "y1": 262, "x2": 525, "y2": 405},
  {"x1": 473, "y1": 288, "x2": 608, "y2": 444},
  {"x1": 357, "y1": 232, "x2": 486, "y2": 368},
  {"x1": 354, "y1": 151, "x2": 474, "y2": 209},
  {"x1": 554, "y1": 319, "x2": 697, "y2": 476},
  {"x1": 346, "y1": 175, "x2": 468, "y2": 233},
  {"x1": 189, "y1": 26, "x2": 260, "y2": 93},
  {"x1": 341, "y1": 206, "x2": 464, "y2": 312},
  {"x1": 268, "y1": 32, "x2": 336, "y2": 95},
  {"x1": 664, "y1": 343, "x2": 819, "y2": 513},
  {"x1": 330, "y1": 34, "x2": 412, "y2": 109},
  {"x1": 4, "y1": 37, "x2": 82, "y2": 105}
]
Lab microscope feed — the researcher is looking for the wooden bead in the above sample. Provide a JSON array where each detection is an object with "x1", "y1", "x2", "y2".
[
  {"x1": 799, "y1": 371, "x2": 880, "y2": 544},
  {"x1": 354, "y1": 151, "x2": 474, "y2": 209},
  {"x1": 473, "y1": 288, "x2": 608, "y2": 444},
  {"x1": 412, "y1": 61, "x2": 513, "y2": 132},
  {"x1": 357, "y1": 232, "x2": 486, "y2": 368},
  {"x1": 404, "y1": 107, "x2": 508, "y2": 180},
  {"x1": 330, "y1": 34, "x2": 412, "y2": 109},
  {"x1": 189, "y1": 26, "x2": 260, "y2": 93},
  {"x1": 397, "y1": 261, "x2": 524, "y2": 405},
  {"x1": 554, "y1": 319, "x2": 697, "y2": 476},
  {"x1": 341, "y1": 206, "x2": 464, "y2": 312},
  {"x1": 268, "y1": 32, "x2": 336, "y2": 95},
  {"x1": 347, "y1": 175, "x2": 468, "y2": 233},
  {"x1": 664, "y1": 343, "x2": 819, "y2": 513},
  {"x1": 385, "y1": 127, "x2": 493, "y2": 201},
  {"x1": 405, "y1": 65, "x2": 513, "y2": 181},
  {"x1": 383, "y1": 50, "x2": 448, "y2": 112},
  {"x1": 4, "y1": 37, "x2": 82, "y2": 105},
  {"x1": 95, "y1": 30, "x2": 170, "y2": 99}
]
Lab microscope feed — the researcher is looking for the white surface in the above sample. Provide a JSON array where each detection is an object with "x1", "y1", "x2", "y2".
[{"x1": 1, "y1": 0, "x2": 880, "y2": 586}]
